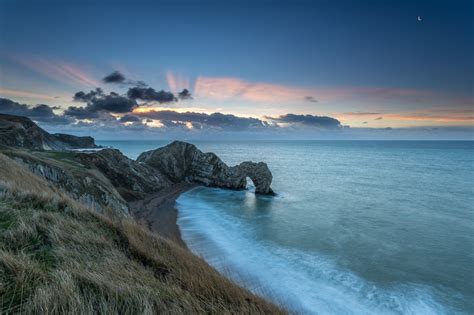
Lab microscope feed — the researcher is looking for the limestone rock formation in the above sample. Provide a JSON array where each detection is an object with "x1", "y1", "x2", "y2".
[
  {"x1": 0, "y1": 114, "x2": 98, "y2": 150},
  {"x1": 78, "y1": 148, "x2": 171, "y2": 201},
  {"x1": 8, "y1": 150, "x2": 130, "y2": 216},
  {"x1": 0, "y1": 115, "x2": 275, "y2": 218},
  {"x1": 53, "y1": 133, "x2": 96, "y2": 149},
  {"x1": 238, "y1": 161, "x2": 274, "y2": 194},
  {"x1": 137, "y1": 141, "x2": 274, "y2": 194}
]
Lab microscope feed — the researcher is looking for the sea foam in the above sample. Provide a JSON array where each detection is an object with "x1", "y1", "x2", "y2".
[{"x1": 176, "y1": 187, "x2": 451, "y2": 315}]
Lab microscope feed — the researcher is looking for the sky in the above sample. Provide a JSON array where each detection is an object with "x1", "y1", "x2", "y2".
[{"x1": 0, "y1": 0, "x2": 473, "y2": 139}]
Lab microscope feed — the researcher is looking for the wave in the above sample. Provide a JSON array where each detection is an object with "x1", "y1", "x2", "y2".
[{"x1": 176, "y1": 187, "x2": 454, "y2": 315}]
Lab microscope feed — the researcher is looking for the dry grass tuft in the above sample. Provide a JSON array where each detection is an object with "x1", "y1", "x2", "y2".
[{"x1": 0, "y1": 153, "x2": 284, "y2": 314}]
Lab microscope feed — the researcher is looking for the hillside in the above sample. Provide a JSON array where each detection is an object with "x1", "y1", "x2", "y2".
[
  {"x1": 0, "y1": 153, "x2": 283, "y2": 314},
  {"x1": 0, "y1": 114, "x2": 282, "y2": 314}
]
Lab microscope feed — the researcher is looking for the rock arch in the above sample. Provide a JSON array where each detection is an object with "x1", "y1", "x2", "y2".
[
  {"x1": 237, "y1": 161, "x2": 274, "y2": 195},
  {"x1": 137, "y1": 141, "x2": 274, "y2": 195}
]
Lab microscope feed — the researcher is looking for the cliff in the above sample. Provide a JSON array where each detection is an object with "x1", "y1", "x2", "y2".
[
  {"x1": 138, "y1": 141, "x2": 274, "y2": 194},
  {"x1": 0, "y1": 153, "x2": 283, "y2": 314},
  {"x1": 0, "y1": 114, "x2": 274, "y2": 217},
  {"x1": 0, "y1": 114, "x2": 98, "y2": 150},
  {"x1": 0, "y1": 114, "x2": 281, "y2": 313}
]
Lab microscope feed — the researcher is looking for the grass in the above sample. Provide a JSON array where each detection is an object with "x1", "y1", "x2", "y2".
[{"x1": 0, "y1": 154, "x2": 284, "y2": 314}]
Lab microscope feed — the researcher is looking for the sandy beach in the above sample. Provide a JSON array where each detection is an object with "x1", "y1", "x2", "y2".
[{"x1": 129, "y1": 182, "x2": 198, "y2": 247}]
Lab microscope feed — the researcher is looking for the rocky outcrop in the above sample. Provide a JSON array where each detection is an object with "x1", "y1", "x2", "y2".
[
  {"x1": 137, "y1": 141, "x2": 274, "y2": 194},
  {"x1": 0, "y1": 115, "x2": 275, "y2": 218},
  {"x1": 0, "y1": 114, "x2": 98, "y2": 150},
  {"x1": 8, "y1": 150, "x2": 130, "y2": 216},
  {"x1": 238, "y1": 161, "x2": 274, "y2": 194},
  {"x1": 53, "y1": 133, "x2": 96, "y2": 149},
  {"x1": 77, "y1": 149, "x2": 171, "y2": 201}
]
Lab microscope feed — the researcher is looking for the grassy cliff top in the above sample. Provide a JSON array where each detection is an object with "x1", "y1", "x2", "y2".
[{"x1": 0, "y1": 153, "x2": 284, "y2": 314}]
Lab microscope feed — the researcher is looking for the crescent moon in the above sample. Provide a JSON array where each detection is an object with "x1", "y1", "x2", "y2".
[{"x1": 417, "y1": 16, "x2": 422, "y2": 21}]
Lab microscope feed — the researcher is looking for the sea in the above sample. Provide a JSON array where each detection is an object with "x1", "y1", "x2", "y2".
[{"x1": 97, "y1": 140, "x2": 474, "y2": 315}]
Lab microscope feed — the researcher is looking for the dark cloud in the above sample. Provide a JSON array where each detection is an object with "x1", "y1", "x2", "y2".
[
  {"x1": 64, "y1": 106, "x2": 99, "y2": 119},
  {"x1": 103, "y1": 71, "x2": 126, "y2": 84},
  {"x1": 363, "y1": 121, "x2": 368, "y2": 124},
  {"x1": 68, "y1": 89, "x2": 137, "y2": 118},
  {"x1": 136, "y1": 110, "x2": 269, "y2": 131},
  {"x1": 375, "y1": 117, "x2": 383, "y2": 120},
  {"x1": 304, "y1": 96, "x2": 318, "y2": 103},
  {"x1": 0, "y1": 98, "x2": 72, "y2": 125},
  {"x1": 73, "y1": 88, "x2": 103, "y2": 102},
  {"x1": 135, "y1": 81, "x2": 148, "y2": 87},
  {"x1": 127, "y1": 87, "x2": 177, "y2": 103},
  {"x1": 178, "y1": 89, "x2": 192, "y2": 100},
  {"x1": 87, "y1": 94, "x2": 137, "y2": 113},
  {"x1": 266, "y1": 114, "x2": 341, "y2": 128},
  {"x1": 119, "y1": 115, "x2": 141, "y2": 123}
]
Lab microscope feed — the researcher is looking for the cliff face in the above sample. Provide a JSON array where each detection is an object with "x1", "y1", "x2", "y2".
[
  {"x1": 77, "y1": 149, "x2": 171, "y2": 201},
  {"x1": 53, "y1": 133, "x2": 96, "y2": 149},
  {"x1": 137, "y1": 141, "x2": 274, "y2": 195},
  {"x1": 0, "y1": 115, "x2": 274, "y2": 217},
  {"x1": 0, "y1": 153, "x2": 283, "y2": 315},
  {"x1": 5, "y1": 149, "x2": 131, "y2": 216},
  {"x1": 0, "y1": 114, "x2": 98, "y2": 150}
]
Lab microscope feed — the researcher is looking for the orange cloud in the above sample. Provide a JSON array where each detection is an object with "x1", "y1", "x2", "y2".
[
  {"x1": 383, "y1": 113, "x2": 474, "y2": 123},
  {"x1": 0, "y1": 87, "x2": 58, "y2": 101},
  {"x1": 337, "y1": 108, "x2": 474, "y2": 125},
  {"x1": 166, "y1": 71, "x2": 190, "y2": 93},
  {"x1": 9, "y1": 55, "x2": 99, "y2": 88},
  {"x1": 193, "y1": 76, "x2": 441, "y2": 105},
  {"x1": 194, "y1": 76, "x2": 313, "y2": 103}
]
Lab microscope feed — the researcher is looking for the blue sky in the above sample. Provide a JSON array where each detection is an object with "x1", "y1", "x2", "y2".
[{"x1": 0, "y1": 0, "x2": 473, "y2": 139}]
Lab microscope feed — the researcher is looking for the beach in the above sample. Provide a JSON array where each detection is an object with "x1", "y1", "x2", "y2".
[{"x1": 129, "y1": 182, "x2": 197, "y2": 247}]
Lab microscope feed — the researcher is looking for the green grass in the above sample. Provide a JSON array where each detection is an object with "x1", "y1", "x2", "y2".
[{"x1": 41, "y1": 151, "x2": 83, "y2": 167}]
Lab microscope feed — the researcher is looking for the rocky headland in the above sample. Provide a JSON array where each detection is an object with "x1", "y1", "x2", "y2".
[
  {"x1": 0, "y1": 113, "x2": 282, "y2": 313},
  {"x1": 0, "y1": 113, "x2": 274, "y2": 218},
  {"x1": 0, "y1": 115, "x2": 282, "y2": 314},
  {"x1": 0, "y1": 113, "x2": 97, "y2": 150}
]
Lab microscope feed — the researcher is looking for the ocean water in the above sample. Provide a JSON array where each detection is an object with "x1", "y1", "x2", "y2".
[{"x1": 98, "y1": 140, "x2": 474, "y2": 314}]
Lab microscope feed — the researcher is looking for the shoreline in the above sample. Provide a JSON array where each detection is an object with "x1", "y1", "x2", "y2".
[{"x1": 129, "y1": 182, "x2": 198, "y2": 247}]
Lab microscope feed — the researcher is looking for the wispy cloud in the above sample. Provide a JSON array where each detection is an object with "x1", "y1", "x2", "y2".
[
  {"x1": 192, "y1": 76, "x2": 474, "y2": 110},
  {"x1": 383, "y1": 113, "x2": 474, "y2": 123},
  {"x1": 194, "y1": 76, "x2": 313, "y2": 103},
  {"x1": 167, "y1": 71, "x2": 190, "y2": 93},
  {"x1": 342, "y1": 112, "x2": 382, "y2": 116},
  {"x1": 337, "y1": 108, "x2": 474, "y2": 124},
  {"x1": 0, "y1": 87, "x2": 59, "y2": 101},
  {"x1": 9, "y1": 55, "x2": 100, "y2": 88}
]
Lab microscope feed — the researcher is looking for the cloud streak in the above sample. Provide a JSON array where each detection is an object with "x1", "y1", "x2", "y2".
[
  {"x1": 194, "y1": 76, "x2": 314, "y2": 103},
  {"x1": 10, "y1": 55, "x2": 99, "y2": 87},
  {"x1": 339, "y1": 109, "x2": 474, "y2": 123},
  {"x1": 192, "y1": 76, "x2": 474, "y2": 112},
  {"x1": 0, "y1": 88, "x2": 59, "y2": 101},
  {"x1": 265, "y1": 114, "x2": 341, "y2": 128},
  {"x1": 166, "y1": 71, "x2": 190, "y2": 93}
]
